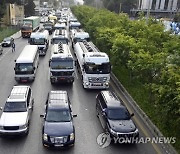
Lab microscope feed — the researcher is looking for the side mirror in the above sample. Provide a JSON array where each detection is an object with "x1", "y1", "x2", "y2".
[
  {"x1": 74, "y1": 60, "x2": 77, "y2": 66},
  {"x1": 28, "y1": 39, "x2": 30, "y2": 43},
  {"x1": 131, "y1": 113, "x2": 134, "y2": 117},
  {"x1": 14, "y1": 68, "x2": 15, "y2": 70},
  {"x1": 73, "y1": 114, "x2": 77, "y2": 118},
  {"x1": 33, "y1": 67, "x2": 35, "y2": 70},
  {"x1": 51, "y1": 39, "x2": 53, "y2": 44},
  {"x1": 14, "y1": 60, "x2": 16, "y2": 62},
  {"x1": 0, "y1": 107, "x2": 3, "y2": 110},
  {"x1": 49, "y1": 60, "x2": 51, "y2": 67},
  {"x1": 40, "y1": 114, "x2": 45, "y2": 118}
]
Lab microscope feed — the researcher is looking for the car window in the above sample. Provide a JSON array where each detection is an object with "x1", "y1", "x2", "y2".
[
  {"x1": 27, "y1": 88, "x2": 31, "y2": 107},
  {"x1": 107, "y1": 107, "x2": 131, "y2": 120},
  {"x1": 4, "y1": 102, "x2": 27, "y2": 112},
  {"x1": 46, "y1": 109, "x2": 71, "y2": 122}
]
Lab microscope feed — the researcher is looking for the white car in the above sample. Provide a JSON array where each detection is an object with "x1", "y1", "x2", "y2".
[{"x1": 0, "y1": 86, "x2": 34, "y2": 136}]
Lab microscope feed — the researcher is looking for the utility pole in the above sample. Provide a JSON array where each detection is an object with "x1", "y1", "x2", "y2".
[
  {"x1": 119, "y1": 3, "x2": 122, "y2": 14},
  {"x1": 146, "y1": 0, "x2": 151, "y2": 24}
]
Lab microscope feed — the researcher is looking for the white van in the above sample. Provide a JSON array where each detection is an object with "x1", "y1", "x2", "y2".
[{"x1": 14, "y1": 45, "x2": 39, "y2": 82}]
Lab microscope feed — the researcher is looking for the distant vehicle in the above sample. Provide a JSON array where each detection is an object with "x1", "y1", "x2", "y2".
[
  {"x1": 14, "y1": 45, "x2": 39, "y2": 82},
  {"x1": 29, "y1": 29, "x2": 49, "y2": 56},
  {"x1": 21, "y1": 16, "x2": 40, "y2": 38},
  {"x1": 74, "y1": 40, "x2": 111, "y2": 89},
  {"x1": 43, "y1": 21, "x2": 54, "y2": 35},
  {"x1": 49, "y1": 42, "x2": 75, "y2": 84},
  {"x1": 1, "y1": 37, "x2": 14, "y2": 47},
  {"x1": 0, "y1": 43, "x2": 3, "y2": 54},
  {"x1": 71, "y1": 28, "x2": 90, "y2": 48},
  {"x1": 96, "y1": 90, "x2": 139, "y2": 142},
  {"x1": 48, "y1": 15, "x2": 57, "y2": 23},
  {"x1": 69, "y1": 21, "x2": 81, "y2": 31},
  {"x1": 51, "y1": 29, "x2": 69, "y2": 45},
  {"x1": 54, "y1": 23, "x2": 66, "y2": 30},
  {"x1": 40, "y1": 90, "x2": 77, "y2": 148},
  {"x1": 0, "y1": 85, "x2": 34, "y2": 136}
]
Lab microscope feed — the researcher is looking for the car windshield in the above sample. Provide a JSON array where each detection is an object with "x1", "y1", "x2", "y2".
[
  {"x1": 46, "y1": 109, "x2": 71, "y2": 122},
  {"x1": 31, "y1": 38, "x2": 45, "y2": 45},
  {"x1": 15, "y1": 63, "x2": 34, "y2": 74},
  {"x1": 51, "y1": 59, "x2": 73, "y2": 69},
  {"x1": 84, "y1": 62, "x2": 111, "y2": 74},
  {"x1": 4, "y1": 38, "x2": 11, "y2": 41},
  {"x1": 4, "y1": 102, "x2": 27, "y2": 112},
  {"x1": 107, "y1": 108, "x2": 131, "y2": 120}
]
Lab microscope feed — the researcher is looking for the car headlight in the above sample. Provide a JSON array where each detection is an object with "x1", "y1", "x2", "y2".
[
  {"x1": 43, "y1": 133, "x2": 48, "y2": 141},
  {"x1": 70, "y1": 133, "x2": 74, "y2": 141},
  {"x1": 110, "y1": 128, "x2": 117, "y2": 136},
  {"x1": 19, "y1": 124, "x2": 27, "y2": 129}
]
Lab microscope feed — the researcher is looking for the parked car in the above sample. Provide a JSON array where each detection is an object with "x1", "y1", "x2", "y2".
[
  {"x1": 1, "y1": 37, "x2": 14, "y2": 47},
  {"x1": 40, "y1": 90, "x2": 77, "y2": 148},
  {"x1": 0, "y1": 43, "x2": 3, "y2": 54},
  {"x1": 0, "y1": 86, "x2": 34, "y2": 136},
  {"x1": 96, "y1": 90, "x2": 139, "y2": 142}
]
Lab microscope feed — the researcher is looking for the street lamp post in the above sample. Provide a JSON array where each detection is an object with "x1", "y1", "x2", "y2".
[{"x1": 146, "y1": 0, "x2": 151, "y2": 24}]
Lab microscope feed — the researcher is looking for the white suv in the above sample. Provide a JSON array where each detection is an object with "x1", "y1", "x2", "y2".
[{"x1": 0, "y1": 86, "x2": 34, "y2": 136}]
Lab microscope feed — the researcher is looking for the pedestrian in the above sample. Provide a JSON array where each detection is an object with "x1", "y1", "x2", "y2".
[{"x1": 12, "y1": 42, "x2": 15, "y2": 52}]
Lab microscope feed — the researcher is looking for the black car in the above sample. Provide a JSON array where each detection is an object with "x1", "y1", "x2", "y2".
[
  {"x1": 1, "y1": 37, "x2": 14, "y2": 47},
  {"x1": 96, "y1": 90, "x2": 139, "y2": 142},
  {"x1": 40, "y1": 90, "x2": 77, "y2": 148}
]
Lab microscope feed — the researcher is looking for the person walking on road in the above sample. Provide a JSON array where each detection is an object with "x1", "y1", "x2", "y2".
[{"x1": 12, "y1": 42, "x2": 15, "y2": 52}]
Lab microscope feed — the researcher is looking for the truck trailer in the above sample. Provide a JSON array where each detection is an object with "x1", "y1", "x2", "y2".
[{"x1": 21, "y1": 16, "x2": 40, "y2": 38}]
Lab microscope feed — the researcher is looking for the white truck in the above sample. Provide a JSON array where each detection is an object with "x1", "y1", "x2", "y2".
[
  {"x1": 51, "y1": 29, "x2": 69, "y2": 45},
  {"x1": 29, "y1": 29, "x2": 49, "y2": 56},
  {"x1": 49, "y1": 42, "x2": 75, "y2": 84},
  {"x1": 71, "y1": 28, "x2": 90, "y2": 48},
  {"x1": 74, "y1": 40, "x2": 111, "y2": 89},
  {"x1": 69, "y1": 21, "x2": 81, "y2": 31}
]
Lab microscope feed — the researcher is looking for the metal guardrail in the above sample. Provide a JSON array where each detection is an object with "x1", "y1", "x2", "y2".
[{"x1": 110, "y1": 72, "x2": 177, "y2": 154}]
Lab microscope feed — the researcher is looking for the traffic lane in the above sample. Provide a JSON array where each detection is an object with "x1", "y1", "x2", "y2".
[
  {"x1": 0, "y1": 37, "x2": 156, "y2": 154},
  {"x1": 0, "y1": 37, "x2": 30, "y2": 154},
  {"x1": 0, "y1": 37, "x2": 28, "y2": 107}
]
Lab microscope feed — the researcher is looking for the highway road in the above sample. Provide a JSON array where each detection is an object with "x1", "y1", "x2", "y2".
[{"x1": 0, "y1": 30, "x2": 162, "y2": 154}]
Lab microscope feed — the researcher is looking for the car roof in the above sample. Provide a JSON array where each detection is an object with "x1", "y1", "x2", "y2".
[
  {"x1": 48, "y1": 90, "x2": 69, "y2": 109},
  {"x1": 100, "y1": 90, "x2": 122, "y2": 107}
]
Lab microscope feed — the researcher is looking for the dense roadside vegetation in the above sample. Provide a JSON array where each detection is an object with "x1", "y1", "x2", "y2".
[
  {"x1": 71, "y1": 5, "x2": 180, "y2": 152},
  {"x1": 0, "y1": 27, "x2": 18, "y2": 42}
]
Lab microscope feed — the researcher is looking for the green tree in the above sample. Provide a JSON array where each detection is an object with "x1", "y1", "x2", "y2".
[{"x1": 24, "y1": 0, "x2": 35, "y2": 17}]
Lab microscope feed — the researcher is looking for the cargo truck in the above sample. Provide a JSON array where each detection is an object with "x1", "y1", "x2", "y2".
[{"x1": 21, "y1": 16, "x2": 40, "y2": 38}]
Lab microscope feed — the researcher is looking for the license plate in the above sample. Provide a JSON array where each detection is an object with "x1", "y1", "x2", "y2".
[
  {"x1": 54, "y1": 144, "x2": 64, "y2": 147},
  {"x1": 59, "y1": 77, "x2": 65, "y2": 80},
  {"x1": 21, "y1": 80, "x2": 28, "y2": 82},
  {"x1": 92, "y1": 83, "x2": 102, "y2": 86}
]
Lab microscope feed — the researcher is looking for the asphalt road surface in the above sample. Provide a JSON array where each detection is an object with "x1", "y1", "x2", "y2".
[{"x1": 0, "y1": 31, "x2": 162, "y2": 154}]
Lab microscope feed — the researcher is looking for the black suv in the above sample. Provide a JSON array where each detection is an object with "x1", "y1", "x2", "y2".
[
  {"x1": 96, "y1": 90, "x2": 139, "y2": 141},
  {"x1": 40, "y1": 91, "x2": 77, "y2": 148}
]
